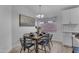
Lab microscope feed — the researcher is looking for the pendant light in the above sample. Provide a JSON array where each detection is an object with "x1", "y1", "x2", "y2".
[{"x1": 36, "y1": 5, "x2": 44, "y2": 19}]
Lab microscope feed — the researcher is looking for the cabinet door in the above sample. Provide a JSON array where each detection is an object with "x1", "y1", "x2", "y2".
[
  {"x1": 63, "y1": 24, "x2": 77, "y2": 32},
  {"x1": 63, "y1": 32, "x2": 72, "y2": 46},
  {"x1": 70, "y1": 7, "x2": 79, "y2": 24},
  {"x1": 62, "y1": 10, "x2": 70, "y2": 24}
]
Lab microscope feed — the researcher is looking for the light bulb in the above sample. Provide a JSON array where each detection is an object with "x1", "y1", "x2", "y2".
[{"x1": 36, "y1": 14, "x2": 44, "y2": 18}]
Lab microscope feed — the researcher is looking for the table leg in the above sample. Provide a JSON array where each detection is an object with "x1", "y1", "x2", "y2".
[
  {"x1": 35, "y1": 39, "x2": 38, "y2": 53},
  {"x1": 24, "y1": 37, "x2": 26, "y2": 52}
]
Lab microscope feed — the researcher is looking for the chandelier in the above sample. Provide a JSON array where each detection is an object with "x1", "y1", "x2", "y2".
[{"x1": 36, "y1": 5, "x2": 44, "y2": 18}]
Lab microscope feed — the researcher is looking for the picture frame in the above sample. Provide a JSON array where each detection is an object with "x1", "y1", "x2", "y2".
[{"x1": 19, "y1": 14, "x2": 35, "y2": 26}]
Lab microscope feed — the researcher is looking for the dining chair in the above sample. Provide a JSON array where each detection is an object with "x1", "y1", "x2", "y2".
[
  {"x1": 38, "y1": 34, "x2": 51, "y2": 53},
  {"x1": 49, "y1": 34, "x2": 53, "y2": 46},
  {"x1": 20, "y1": 37, "x2": 35, "y2": 53},
  {"x1": 73, "y1": 47, "x2": 79, "y2": 53}
]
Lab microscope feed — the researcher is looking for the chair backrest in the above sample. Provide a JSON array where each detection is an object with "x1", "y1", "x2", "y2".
[
  {"x1": 25, "y1": 38, "x2": 32, "y2": 44},
  {"x1": 20, "y1": 37, "x2": 33, "y2": 47},
  {"x1": 42, "y1": 33, "x2": 53, "y2": 42},
  {"x1": 41, "y1": 34, "x2": 50, "y2": 43},
  {"x1": 40, "y1": 34, "x2": 50, "y2": 45}
]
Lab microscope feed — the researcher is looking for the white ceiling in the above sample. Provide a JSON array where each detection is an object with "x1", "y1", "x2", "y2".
[{"x1": 14, "y1": 5, "x2": 79, "y2": 18}]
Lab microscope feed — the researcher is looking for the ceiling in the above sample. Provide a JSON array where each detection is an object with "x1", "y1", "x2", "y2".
[{"x1": 14, "y1": 5, "x2": 79, "y2": 18}]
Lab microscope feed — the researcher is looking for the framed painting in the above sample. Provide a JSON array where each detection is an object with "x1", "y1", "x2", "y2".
[{"x1": 19, "y1": 14, "x2": 35, "y2": 26}]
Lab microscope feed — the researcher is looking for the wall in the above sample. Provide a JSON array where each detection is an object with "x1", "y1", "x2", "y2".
[
  {"x1": 12, "y1": 6, "x2": 36, "y2": 48},
  {"x1": 0, "y1": 6, "x2": 12, "y2": 52}
]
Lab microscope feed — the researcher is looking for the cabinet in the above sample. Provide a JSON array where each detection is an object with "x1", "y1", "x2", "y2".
[
  {"x1": 62, "y1": 9, "x2": 70, "y2": 24},
  {"x1": 62, "y1": 7, "x2": 79, "y2": 47},
  {"x1": 62, "y1": 24, "x2": 77, "y2": 32},
  {"x1": 70, "y1": 8, "x2": 79, "y2": 24},
  {"x1": 62, "y1": 7, "x2": 79, "y2": 24},
  {"x1": 63, "y1": 32, "x2": 72, "y2": 46}
]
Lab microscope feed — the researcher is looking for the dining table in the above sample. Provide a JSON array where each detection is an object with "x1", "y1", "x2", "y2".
[
  {"x1": 31, "y1": 35, "x2": 43, "y2": 53},
  {"x1": 23, "y1": 33, "x2": 43, "y2": 53}
]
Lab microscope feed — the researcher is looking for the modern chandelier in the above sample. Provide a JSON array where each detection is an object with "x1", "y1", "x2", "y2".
[{"x1": 36, "y1": 5, "x2": 44, "y2": 19}]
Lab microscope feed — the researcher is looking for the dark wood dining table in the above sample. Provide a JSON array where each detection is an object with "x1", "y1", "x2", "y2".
[
  {"x1": 31, "y1": 35, "x2": 43, "y2": 53},
  {"x1": 23, "y1": 33, "x2": 43, "y2": 53}
]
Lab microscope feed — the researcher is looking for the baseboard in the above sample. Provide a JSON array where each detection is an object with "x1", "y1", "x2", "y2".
[{"x1": 63, "y1": 45, "x2": 72, "y2": 48}]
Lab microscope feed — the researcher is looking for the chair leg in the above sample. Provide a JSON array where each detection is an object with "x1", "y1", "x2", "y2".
[
  {"x1": 23, "y1": 47, "x2": 26, "y2": 53},
  {"x1": 34, "y1": 45, "x2": 36, "y2": 51},
  {"x1": 41, "y1": 45, "x2": 43, "y2": 50},
  {"x1": 48, "y1": 43, "x2": 51, "y2": 51},
  {"x1": 44, "y1": 46, "x2": 46, "y2": 53},
  {"x1": 28, "y1": 48, "x2": 30, "y2": 53},
  {"x1": 20, "y1": 48, "x2": 23, "y2": 53},
  {"x1": 50, "y1": 41, "x2": 53, "y2": 46},
  {"x1": 30, "y1": 45, "x2": 36, "y2": 53},
  {"x1": 48, "y1": 43, "x2": 51, "y2": 52}
]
